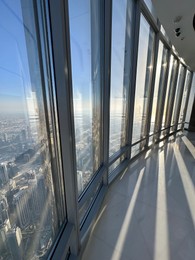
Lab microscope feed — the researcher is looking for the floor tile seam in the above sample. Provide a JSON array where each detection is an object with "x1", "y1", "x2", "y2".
[
  {"x1": 95, "y1": 218, "x2": 151, "y2": 260},
  {"x1": 134, "y1": 198, "x2": 192, "y2": 223},
  {"x1": 92, "y1": 232, "x2": 132, "y2": 260},
  {"x1": 103, "y1": 193, "x2": 131, "y2": 212},
  {"x1": 133, "y1": 206, "x2": 156, "y2": 260},
  {"x1": 171, "y1": 229, "x2": 194, "y2": 257}
]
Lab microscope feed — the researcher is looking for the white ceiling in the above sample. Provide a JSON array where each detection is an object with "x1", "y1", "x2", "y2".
[{"x1": 152, "y1": 0, "x2": 195, "y2": 71}]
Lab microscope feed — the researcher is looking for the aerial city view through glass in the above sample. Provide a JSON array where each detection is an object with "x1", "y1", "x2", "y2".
[{"x1": 0, "y1": 1, "x2": 59, "y2": 259}]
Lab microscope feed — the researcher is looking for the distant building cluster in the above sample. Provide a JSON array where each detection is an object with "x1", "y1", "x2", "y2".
[{"x1": 0, "y1": 114, "x2": 55, "y2": 259}]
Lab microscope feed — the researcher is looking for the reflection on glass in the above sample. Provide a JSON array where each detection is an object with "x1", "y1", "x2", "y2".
[
  {"x1": 79, "y1": 180, "x2": 102, "y2": 222},
  {"x1": 109, "y1": 0, "x2": 133, "y2": 157},
  {"x1": 131, "y1": 143, "x2": 142, "y2": 157},
  {"x1": 185, "y1": 74, "x2": 195, "y2": 128},
  {"x1": 109, "y1": 157, "x2": 125, "y2": 174},
  {"x1": 162, "y1": 55, "x2": 174, "y2": 127},
  {"x1": 132, "y1": 15, "x2": 155, "y2": 143},
  {"x1": 0, "y1": 1, "x2": 62, "y2": 259},
  {"x1": 69, "y1": 0, "x2": 101, "y2": 195},
  {"x1": 144, "y1": 0, "x2": 157, "y2": 20},
  {"x1": 171, "y1": 65, "x2": 185, "y2": 128},
  {"x1": 150, "y1": 42, "x2": 168, "y2": 134},
  {"x1": 178, "y1": 71, "x2": 192, "y2": 124},
  {"x1": 163, "y1": 58, "x2": 178, "y2": 136}
]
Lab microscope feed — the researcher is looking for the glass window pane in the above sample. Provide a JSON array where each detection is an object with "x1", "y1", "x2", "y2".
[
  {"x1": 150, "y1": 42, "x2": 164, "y2": 133},
  {"x1": 144, "y1": 0, "x2": 157, "y2": 21},
  {"x1": 131, "y1": 144, "x2": 140, "y2": 157},
  {"x1": 150, "y1": 42, "x2": 168, "y2": 135},
  {"x1": 185, "y1": 74, "x2": 195, "y2": 129},
  {"x1": 109, "y1": 0, "x2": 134, "y2": 157},
  {"x1": 163, "y1": 58, "x2": 178, "y2": 135},
  {"x1": 162, "y1": 55, "x2": 174, "y2": 128},
  {"x1": 69, "y1": 0, "x2": 101, "y2": 195},
  {"x1": 79, "y1": 180, "x2": 102, "y2": 222},
  {"x1": 132, "y1": 15, "x2": 155, "y2": 143},
  {"x1": 109, "y1": 155, "x2": 126, "y2": 175},
  {"x1": 171, "y1": 64, "x2": 185, "y2": 128},
  {"x1": 178, "y1": 71, "x2": 192, "y2": 124},
  {"x1": 0, "y1": 1, "x2": 64, "y2": 259}
]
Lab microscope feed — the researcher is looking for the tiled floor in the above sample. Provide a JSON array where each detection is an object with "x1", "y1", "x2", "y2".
[{"x1": 82, "y1": 132, "x2": 195, "y2": 260}]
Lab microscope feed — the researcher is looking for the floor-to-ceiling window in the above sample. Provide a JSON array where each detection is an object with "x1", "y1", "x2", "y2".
[
  {"x1": 131, "y1": 14, "x2": 155, "y2": 156},
  {"x1": 149, "y1": 42, "x2": 169, "y2": 142},
  {"x1": 161, "y1": 55, "x2": 174, "y2": 129},
  {"x1": 69, "y1": 0, "x2": 101, "y2": 196},
  {"x1": 171, "y1": 64, "x2": 185, "y2": 132},
  {"x1": 109, "y1": 0, "x2": 134, "y2": 171},
  {"x1": 178, "y1": 70, "x2": 192, "y2": 128},
  {"x1": 163, "y1": 57, "x2": 179, "y2": 136},
  {"x1": 0, "y1": 1, "x2": 66, "y2": 259}
]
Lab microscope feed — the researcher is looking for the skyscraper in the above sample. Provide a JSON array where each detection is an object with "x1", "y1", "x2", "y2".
[
  {"x1": 0, "y1": 163, "x2": 9, "y2": 187},
  {"x1": 6, "y1": 227, "x2": 23, "y2": 259},
  {"x1": 13, "y1": 188, "x2": 31, "y2": 229}
]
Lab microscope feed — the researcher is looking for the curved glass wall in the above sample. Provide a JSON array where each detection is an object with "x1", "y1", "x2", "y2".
[{"x1": 0, "y1": 0, "x2": 194, "y2": 258}]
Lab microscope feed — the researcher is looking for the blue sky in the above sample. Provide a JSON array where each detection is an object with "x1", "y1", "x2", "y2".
[{"x1": 0, "y1": 0, "x2": 31, "y2": 114}]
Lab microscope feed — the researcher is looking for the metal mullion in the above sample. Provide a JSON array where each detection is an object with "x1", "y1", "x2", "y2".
[
  {"x1": 145, "y1": 32, "x2": 160, "y2": 147},
  {"x1": 126, "y1": 0, "x2": 141, "y2": 160},
  {"x1": 36, "y1": 0, "x2": 67, "y2": 223},
  {"x1": 159, "y1": 32, "x2": 172, "y2": 50},
  {"x1": 91, "y1": 0, "x2": 102, "y2": 173},
  {"x1": 48, "y1": 0, "x2": 80, "y2": 255},
  {"x1": 140, "y1": 0, "x2": 160, "y2": 32},
  {"x1": 182, "y1": 72, "x2": 193, "y2": 129},
  {"x1": 109, "y1": 145, "x2": 130, "y2": 166},
  {"x1": 165, "y1": 59, "x2": 180, "y2": 135},
  {"x1": 123, "y1": 0, "x2": 136, "y2": 157},
  {"x1": 109, "y1": 159, "x2": 129, "y2": 183},
  {"x1": 140, "y1": 23, "x2": 155, "y2": 148},
  {"x1": 78, "y1": 165, "x2": 106, "y2": 209},
  {"x1": 173, "y1": 67, "x2": 187, "y2": 133},
  {"x1": 155, "y1": 48, "x2": 171, "y2": 141},
  {"x1": 80, "y1": 185, "x2": 107, "y2": 238},
  {"x1": 50, "y1": 223, "x2": 74, "y2": 260},
  {"x1": 101, "y1": 0, "x2": 112, "y2": 186}
]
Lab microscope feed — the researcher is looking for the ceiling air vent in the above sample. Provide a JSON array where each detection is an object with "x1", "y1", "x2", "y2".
[{"x1": 193, "y1": 14, "x2": 195, "y2": 30}]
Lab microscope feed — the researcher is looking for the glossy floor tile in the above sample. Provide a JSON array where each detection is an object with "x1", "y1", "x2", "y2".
[{"x1": 82, "y1": 132, "x2": 195, "y2": 260}]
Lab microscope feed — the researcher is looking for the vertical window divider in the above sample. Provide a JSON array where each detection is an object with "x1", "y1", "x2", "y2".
[
  {"x1": 155, "y1": 48, "x2": 171, "y2": 141},
  {"x1": 126, "y1": 0, "x2": 141, "y2": 160},
  {"x1": 102, "y1": 0, "x2": 112, "y2": 186},
  {"x1": 173, "y1": 67, "x2": 187, "y2": 133},
  {"x1": 48, "y1": 0, "x2": 80, "y2": 256},
  {"x1": 145, "y1": 32, "x2": 160, "y2": 147},
  {"x1": 182, "y1": 72, "x2": 193, "y2": 129},
  {"x1": 165, "y1": 59, "x2": 180, "y2": 136}
]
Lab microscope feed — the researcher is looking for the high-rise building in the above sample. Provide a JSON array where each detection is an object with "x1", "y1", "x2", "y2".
[
  {"x1": 0, "y1": 196, "x2": 9, "y2": 228},
  {"x1": 13, "y1": 188, "x2": 31, "y2": 229},
  {"x1": 77, "y1": 171, "x2": 83, "y2": 195},
  {"x1": 6, "y1": 227, "x2": 23, "y2": 260},
  {"x1": 21, "y1": 129, "x2": 27, "y2": 142},
  {"x1": 2, "y1": 133, "x2": 8, "y2": 142},
  {"x1": 0, "y1": 163, "x2": 9, "y2": 187}
]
